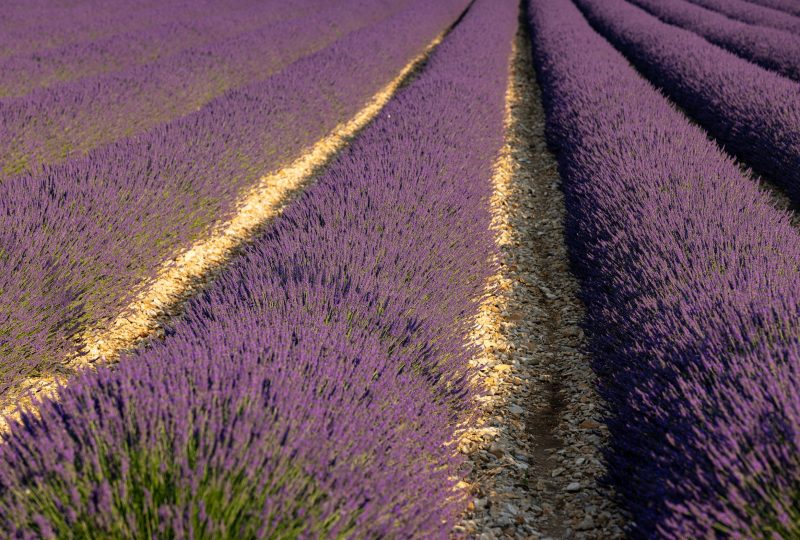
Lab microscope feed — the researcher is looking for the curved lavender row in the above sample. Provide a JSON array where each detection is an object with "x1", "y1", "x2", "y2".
[
  {"x1": 0, "y1": 0, "x2": 163, "y2": 55},
  {"x1": 0, "y1": 0, "x2": 465, "y2": 398},
  {"x1": 744, "y1": 0, "x2": 800, "y2": 17},
  {"x1": 0, "y1": 1, "x2": 323, "y2": 98},
  {"x1": 0, "y1": 0, "x2": 516, "y2": 535},
  {"x1": 0, "y1": 1, "x2": 193, "y2": 57},
  {"x1": 530, "y1": 0, "x2": 800, "y2": 536},
  {"x1": 628, "y1": 0, "x2": 800, "y2": 81},
  {"x1": 572, "y1": 0, "x2": 800, "y2": 203},
  {"x1": 0, "y1": 0, "x2": 286, "y2": 60},
  {"x1": 0, "y1": 0, "x2": 402, "y2": 180},
  {"x1": 687, "y1": 0, "x2": 800, "y2": 35}
]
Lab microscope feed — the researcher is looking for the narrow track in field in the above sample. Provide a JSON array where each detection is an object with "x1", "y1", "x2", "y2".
[
  {"x1": 0, "y1": 23, "x2": 459, "y2": 433},
  {"x1": 455, "y1": 11, "x2": 626, "y2": 539}
]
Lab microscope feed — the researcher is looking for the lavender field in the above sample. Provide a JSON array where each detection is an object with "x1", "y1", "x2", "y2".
[{"x1": 1, "y1": 0, "x2": 798, "y2": 538}]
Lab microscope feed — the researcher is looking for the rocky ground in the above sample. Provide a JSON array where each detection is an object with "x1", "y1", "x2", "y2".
[{"x1": 455, "y1": 12, "x2": 627, "y2": 540}]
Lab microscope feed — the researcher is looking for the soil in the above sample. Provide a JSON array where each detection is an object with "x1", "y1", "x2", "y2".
[{"x1": 455, "y1": 10, "x2": 627, "y2": 539}]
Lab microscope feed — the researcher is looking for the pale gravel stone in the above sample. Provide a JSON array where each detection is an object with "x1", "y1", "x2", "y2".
[{"x1": 454, "y1": 5, "x2": 627, "y2": 539}]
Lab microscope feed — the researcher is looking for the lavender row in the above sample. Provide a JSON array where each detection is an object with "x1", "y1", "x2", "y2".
[
  {"x1": 0, "y1": 0, "x2": 466, "y2": 399},
  {"x1": 0, "y1": 0, "x2": 280, "y2": 60},
  {"x1": 529, "y1": 0, "x2": 800, "y2": 536},
  {"x1": 744, "y1": 0, "x2": 800, "y2": 17},
  {"x1": 0, "y1": 1, "x2": 190, "y2": 57},
  {"x1": 0, "y1": 0, "x2": 403, "y2": 180},
  {"x1": 0, "y1": 0, "x2": 516, "y2": 535},
  {"x1": 687, "y1": 0, "x2": 800, "y2": 35},
  {"x1": 572, "y1": 0, "x2": 800, "y2": 204},
  {"x1": 0, "y1": 0, "x2": 163, "y2": 56},
  {"x1": 0, "y1": 0, "x2": 324, "y2": 98},
  {"x1": 627, "y1": 0, "x2": 800, "y2": 82}
]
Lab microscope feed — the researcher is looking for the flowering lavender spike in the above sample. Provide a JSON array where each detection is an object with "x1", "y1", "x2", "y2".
[
  {"x1": 0, "y1": 0, "x2": 516, "y2": 536},
  {"x1": 0, "y1": 0, "x2": 466, "y2": 400},
  {"x1": 0, "y1": 0, "x2": 408, "y2": 181},
  {"x1": 529, "y1": 0, "x2": 800, "y2": 535},
  {"x1": 572, "y1": 0, "x2": 800, "y2": 205},
  {"x1": 685, "y1": 0, "x2": 800, "y2": 35},
  {"x1": 627, "y1": 0, "x2": 800, "y2": 81}
]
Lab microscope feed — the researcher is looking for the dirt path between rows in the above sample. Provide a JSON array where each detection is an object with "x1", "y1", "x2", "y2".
[
  {"x1": 455, "y1": 9, "x2": 627, "y2": 539},
  {"x1": 0, "y1": 27, "x2": 455, "y2": 434}
]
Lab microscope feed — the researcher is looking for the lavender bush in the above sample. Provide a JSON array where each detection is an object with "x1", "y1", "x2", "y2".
[
  {"x1": 0, "y1": 0, "x2": 466, "y2": 398},
  {"x1": 0, "y1": 1, "x2": 325, "y2": 98},
  {"x1": 0, "y1": 0, "x2": 517, "y2": 535},
  {"x1": 529, "y1": 0, "x2": 800, "y2": 536},
  {"x1": 743, "y1": 0, "x2": 800, "y2": 17},
  {"x1": 0, "y1": 0, "x2": 405, "y2": 180},
  {"x1": 686, "y1": 0, "x2": 800, "y2": 35},
  {"x1": 572, "y1": 0, "x2": 800, "y2": 203},
  {"x1": 627, "y1": 0, "x2": 800, "y2": 81},
  {"x1": 0, "y1": 0, "x2": 294, "y2": 60},
  {"x1": 0, "y1": 0, "x2": 238, "y2": 57}
]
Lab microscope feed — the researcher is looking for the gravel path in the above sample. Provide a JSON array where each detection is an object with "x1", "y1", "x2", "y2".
[{"x1": 455, "y1": 10, "x2": 627, "y2": 539}]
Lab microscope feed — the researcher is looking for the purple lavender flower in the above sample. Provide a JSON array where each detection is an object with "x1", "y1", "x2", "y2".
[
  {"x1": 685, "y1": 0, "x2": 800, "y2": 35},
  {"x1": 529, "y1": 0, "x2": 800, "y2": 535},
  {"x1": 0, "y1": 0, "x2": 466, "y2": 399},
  {"x1": 0, "y1": 0, "x2": 516, "y2": 536},
  {"x1": 628, "y1": 0, "x2": 800, "y2": 81},
  {"x1": 573, "y1": 0, "x2": 800, "y2": 211}
]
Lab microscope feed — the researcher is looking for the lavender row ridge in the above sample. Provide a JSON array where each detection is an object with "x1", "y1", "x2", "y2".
[
  {"x1": 0, "y1": 0, "x2": 274, "y2": 60},
  {"x1": 529, "y1": 0, "x2": 800, "y2": 536},
  {"x1": 742, "y1": 0, "x2": 800, "y2": 18},
  {"x1": 0, "y1": 0, "x2": 517, "y2": 535},
  {"x1": 627, "y1": 0, "x2": 800, "y2": 82},
  {"x1": 571, "y1": 0, "x2": 800, "y2": 205},
  {"x1": 0, "y1": 0, "x2": 327, "y2": 98},
  {"x1": 0, "y1": 0, "x2": 466, "y2": 400},
  {"x1": 0, "y1": 0, "x2": 169, "y2": 58},
  {"x1": 685, "y1": 0, "x2": 800, "y2": 35},
  {"x1": 0, "y1": 0, "x2": 406, "y2": 180}
]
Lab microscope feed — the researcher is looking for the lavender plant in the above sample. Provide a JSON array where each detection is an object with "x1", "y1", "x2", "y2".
[
  {"x1": 686, "y1": 0, "x2": 800, "y2": 35},
  {"x1": 0, "y1": 0, "x2": 517, "y2": 535},
  {"x1": 0, "y1": 0, "x2": 466, "y2": 398},
  {"x1": 0, "y1": 1, "x2": 203, "y2": 58},
  {"x1": 572, "y1": 0, "x2": 800, "y2": 204},
  {"x1": 529, "y1": 0, "x2": 800, "y2": 535},
  {"x1": 627, "y1": 0, "x2": 800, "y2": 81},
  {"x1": 0, "y1": 0, "x2": 406, "y2": 180},
  {"x1": 743, "y1": 0, "x2": 800, "y2": 17},
  {"x1": 0, "y1": 0, "x2": 293, "y2": 60},
  {"x1": 0, "y1": 1, "x2": 326, "y2": 98}
]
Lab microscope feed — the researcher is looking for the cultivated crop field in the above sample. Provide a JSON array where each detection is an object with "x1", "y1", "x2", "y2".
[{"x1": 1, "y1": 0, "x2": 798, "y2": 538}]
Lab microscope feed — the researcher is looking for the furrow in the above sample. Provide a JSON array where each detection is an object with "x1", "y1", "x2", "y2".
[
  {"x1": 627, "y1": 0, "x2": 800, "y2": 82},
  {"x1": 455, "y1": 10, "x2": 626, "y2": 539},
  {"x1": 0, "y1": 2, "x2": 320, "y2": 98},
  {"x1": 0, "y1": 0, "x2": 402, "y2": 180},
  {"x1": 744, "y1": 0, "x2": 800, "y2": 18},
  {"x1": 531, "y1": 0, "x2": 800, "y2": 534}
]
